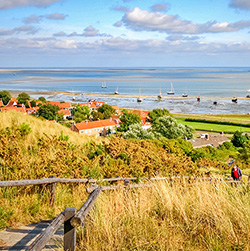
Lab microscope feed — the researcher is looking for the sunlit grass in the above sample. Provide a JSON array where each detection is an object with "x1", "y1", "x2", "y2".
[
  {"x1": 0, "y1": 111, "x2": 99, "y2": 146},
  {"x1": 77, "y1": 180, "x2": 250, "y2": 250}
]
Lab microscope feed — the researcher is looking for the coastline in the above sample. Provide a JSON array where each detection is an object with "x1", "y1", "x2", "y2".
[{"x1": 7, "y1": 90, "x2": 250, "y2": 101}]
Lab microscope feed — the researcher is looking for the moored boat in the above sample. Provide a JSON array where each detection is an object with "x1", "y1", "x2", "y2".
[
  {"x1": 137, "y1": 88, "x2": 142, "y2": 103},
  {"x1": 167, "y1": 83, "x2": 175, "y2": 95},
  {"x1": 158, "y1": 88, "x2": 162, "y2": 100},
  {"x1": 114, "y1": 87, "x2": 119, "y2": 95}
]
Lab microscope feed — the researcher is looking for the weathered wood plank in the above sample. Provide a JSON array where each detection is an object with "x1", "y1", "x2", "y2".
[
  {"x1": 70, "y1": 187, "x2": 102, "y2": 228},
  {"x1": 1, "y1": 175, "x2": 246, "y2": 188},
  {"x1": 48, "y1": 175, "x2": 56, "y2": 206},
  {"x1": 27, "y1": 211, "x2": 65, "y2": 251},
  {"x1": 64, "y1": 207, "x2": 76, "y2": 251}
]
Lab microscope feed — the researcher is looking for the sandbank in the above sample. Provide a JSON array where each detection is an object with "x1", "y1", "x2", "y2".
[{"x1": 7, "y1": 89, "x2": 250, "y2": 101}]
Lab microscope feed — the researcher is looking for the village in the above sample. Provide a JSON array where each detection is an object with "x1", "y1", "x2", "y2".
[{"x1": 0, "y1": 95, "x2": 151, "y2": 137}]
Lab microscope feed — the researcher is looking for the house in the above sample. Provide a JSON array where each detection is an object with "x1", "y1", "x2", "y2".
[
  {"x1": 71, "y1": 119, "x2": 120, "y2": 137},
  {"x1": 25, "y1": 107, "x2": 39, "y2": 115},
  {"x1": 6, "y1": 98, "x2": 19, "y2": 107},
  {"x1": 46, "y1": 101, "x2": 72, "y2": 110},
  {"x1": 0, "y1": 106, "x2": 26, "y2": 113},
  {"x1": 0, "y1": 99, "x2": 3, "y2": 106},
  {"x1": 79, "y1": 100, "x2": 105, "y2": 111},
  {"x1": 132, "y1": 109, "x2": 151, "y2": 129},
  {"x1": 58, "y1": 109, "x2": 72, "y2": 120}
]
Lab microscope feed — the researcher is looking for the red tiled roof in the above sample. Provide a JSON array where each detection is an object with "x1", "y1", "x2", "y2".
[
  {"x1": 0, "y1": 106, "x2": 26, "y2": 113},
  {"x1": 79, "y1": 100, "x2": 105, "y2": 109},
  {"x1": 46, "y1": 101, "x2": 71, "y2": 109},
  {"x1": 58, "y1": 109, "x2": 71, "y2": 115},
  {"x1": 6, "y1": 98, "x2": 18, "y2": 107},
  {"x1": 74, "y1": 119, "x2": 118, "y2": 131}
]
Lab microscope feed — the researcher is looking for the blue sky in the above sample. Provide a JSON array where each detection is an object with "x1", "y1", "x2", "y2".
[{"x1": 0, "y1": 0, "x2": 250, "y2": 67}]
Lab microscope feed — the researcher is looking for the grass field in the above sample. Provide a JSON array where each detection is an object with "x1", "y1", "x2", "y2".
[
  {"x1": 174, "y1": 114, "x2": 250, "y2": 133},
  {"x1": 174, "y1": 113, "x2": 250, "y2": 123}
]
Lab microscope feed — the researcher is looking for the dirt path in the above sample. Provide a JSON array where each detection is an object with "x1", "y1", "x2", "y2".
[{"x1": 0, "y1": 221, "x2": 62, "y2": 251}]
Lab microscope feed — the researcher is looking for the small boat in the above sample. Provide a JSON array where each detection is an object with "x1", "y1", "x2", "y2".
[
  {"x1": 137, "y1": 88, "x2": 142, "y2": 103},
  {"x1": 232, "y1": 91, "x2": 237, "y2": 103},
  {"x1": 246, "y1": 89, "x2": 250, "y2": 98},
  {"x1": 102, "y1": 81, "x2": 107, "y2": 88},
  {"x1": 72, "y1": 96, "x2": 76, "y2": 101},
  {"x1": 197, "y1": 92, "x2": 200, "y2": 102},
  {"x1": 157, "y1": 88, "x2": 162, "y2": 100},
  {"x1": 167, "y1": 83, "x2": 175, "y2": 95},
  {"x1": 182, "y1": 87, "x2": 188, "y2": 97},
  {"x1": 114, "y1": 87, "x2": 119, "y2": 95}
]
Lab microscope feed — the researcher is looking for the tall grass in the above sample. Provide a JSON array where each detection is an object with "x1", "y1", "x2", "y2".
[
  {"x1": 77, "y1": 180, "x2": 250, "y2": 250},
  {"x1": 0, "y1": 183, "x2": 89, "y2": 229},
  {"x1": 0, "y1": 111, "x2": 96, "y2": 146}
]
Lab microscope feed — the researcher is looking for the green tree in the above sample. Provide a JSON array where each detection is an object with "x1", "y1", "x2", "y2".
[
  {"x1": 152, "y1": 115, "x2": 194, "y2": 139},
  {"x1": 118, "y1": 109, "x2": 141, "y2": 132},
  {"x1": 38, "y1": 104, "x2": 60, "y2": 120},
  {"x1": 38, "y1": 96, "x2": 46, "y2": 103},
  {"x1": 231, "y1": 131, "x2": 249, "y2": 147},
  {"x1": 17, "y1": 92, "x2": 30, "y2": 107},
  {"x1": 72, "y1": 105, "x2": 90, "y2": 123},
  {"x1": 97, "y1": 104, "x2": 115, "y2": 119},
  {"x1": 148, "y1": 108, "x2": 170, "y2": 124},
  {"x1": 123, "y1": 123, "x2": 160, "y2": 139},
  {"x1": 30, "y1": 100, "x2": 37, "y2": 107},
  {"x1": 91, "y1": 111, "x2": 104, "y2": 121},
  {"x1": 0, "y1": 90, "x2": 11, "y2": 105}
]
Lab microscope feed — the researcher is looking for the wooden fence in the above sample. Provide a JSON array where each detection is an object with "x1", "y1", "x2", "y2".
[{"x1": 1, "y1": 173, "x2": 250, "y2": 251}]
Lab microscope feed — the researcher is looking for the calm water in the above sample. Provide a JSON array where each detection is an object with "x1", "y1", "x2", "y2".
[{"x1": 1, "y1": 67, "x2": 250, "y2": 114}]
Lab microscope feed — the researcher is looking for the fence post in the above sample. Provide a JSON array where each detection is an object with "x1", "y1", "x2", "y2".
[
  {"x1": 48, "y1": 175, "x2": 55, "y2": 206},
  {"x1": 64, "y1": 207, "x2": 76, "y2": 251},
  {"x1": 124, "y1": 179, "x2": 130, "y2": 186}
]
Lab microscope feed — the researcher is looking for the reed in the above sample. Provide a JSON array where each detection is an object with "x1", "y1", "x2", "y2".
[{"x1": 77, "y1": 180, "x2": 250, "y2": 250}]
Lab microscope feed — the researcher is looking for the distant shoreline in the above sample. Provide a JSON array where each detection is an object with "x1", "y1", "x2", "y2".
[{"x1": 7, "y1": 90, "x2": 250, "y2": 101}]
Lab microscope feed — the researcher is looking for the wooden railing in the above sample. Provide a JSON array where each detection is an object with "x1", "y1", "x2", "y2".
[{"x1": 1, "y1": 174, "x2": 250, "y2": 250}]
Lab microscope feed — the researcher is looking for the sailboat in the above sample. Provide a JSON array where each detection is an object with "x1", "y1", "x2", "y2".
[
  {"x1": 246, "y1": 89, "x2": 250, "y2": 98},
  {"x1": 167, "y1": 83, "x2": 175, "y2": 95},
  {"x1": 182, "y1": 87, "x2": 188, "y2": 97},
  {"x1": 137, "y1": 88, "x2": 142, "y2": 103},
  {"x1": 114, "y1": 87, "x2": 119, "y2": 95},
  {"x1": 157, "y1": 88, "x2": 162, "y2": 100},
  {"x1": 101, "y1": 81, "x2": 107, "y2": 88},
  {"x1": 232, "y1": 91, "x2": 237, "y2": 103}
]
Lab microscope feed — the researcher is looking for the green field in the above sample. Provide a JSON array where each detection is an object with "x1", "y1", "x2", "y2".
[{"x1": 174, "y1": 114, "x2": 250, "y2": 133}]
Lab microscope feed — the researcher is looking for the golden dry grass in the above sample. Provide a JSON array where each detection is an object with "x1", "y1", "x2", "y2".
[
  {"x1": 0, "y1": 111, "x2": 100, "y2": 146},
  {"x1": 77, "y1": 180, "x2": 250, "y2": 251}
]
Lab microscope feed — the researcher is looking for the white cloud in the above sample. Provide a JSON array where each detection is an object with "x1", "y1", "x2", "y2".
[
  {"x1": 0, "y1": 25, "x2": 38, "y2": 36},
  {"x1": 150, "y1": 3, "x2": 168, "y2": 12},
  {"x1": 113, "y1": 21, "x2": 123, "y2": 27},
  {"x1": 0, "y1": 0, "x2": 63, "y2": 9},
  {"x1": 54, "y1": 40, "x2": 77, "y2": 49},
  {"x1": 229, "y1": 0, "x2": 250, "y2": 10},
  {"x1": 23, "y1": 13, "x2": 67, "y2": 24},
  {"x1": 55, "y1": 26, "x2": 112, "y2": 37},
  {"x1": 121, "y1": 7, "x2": 250, "y2": 34},
  {"x1": 46, "y1": 13, "x2": 67, "y2": 20}
]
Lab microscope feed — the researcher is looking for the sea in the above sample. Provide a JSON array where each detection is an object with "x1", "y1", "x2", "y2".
[{"x1": 1, "y1": 67, "x2": 250, "y2": 114}]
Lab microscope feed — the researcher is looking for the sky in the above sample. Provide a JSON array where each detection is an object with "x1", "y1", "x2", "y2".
[{"x1": 0, "y1": 0, "x2": 250, "y2": 67}]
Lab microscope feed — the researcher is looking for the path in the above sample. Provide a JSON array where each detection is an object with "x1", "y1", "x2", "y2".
[{"x1": 0, "y1": 221, "x2": 62, "y2": 251}]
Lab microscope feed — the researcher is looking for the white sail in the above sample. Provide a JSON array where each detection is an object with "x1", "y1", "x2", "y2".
[{"x1": 167, "y1": 83, "x2": 175, "y2": 95}]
